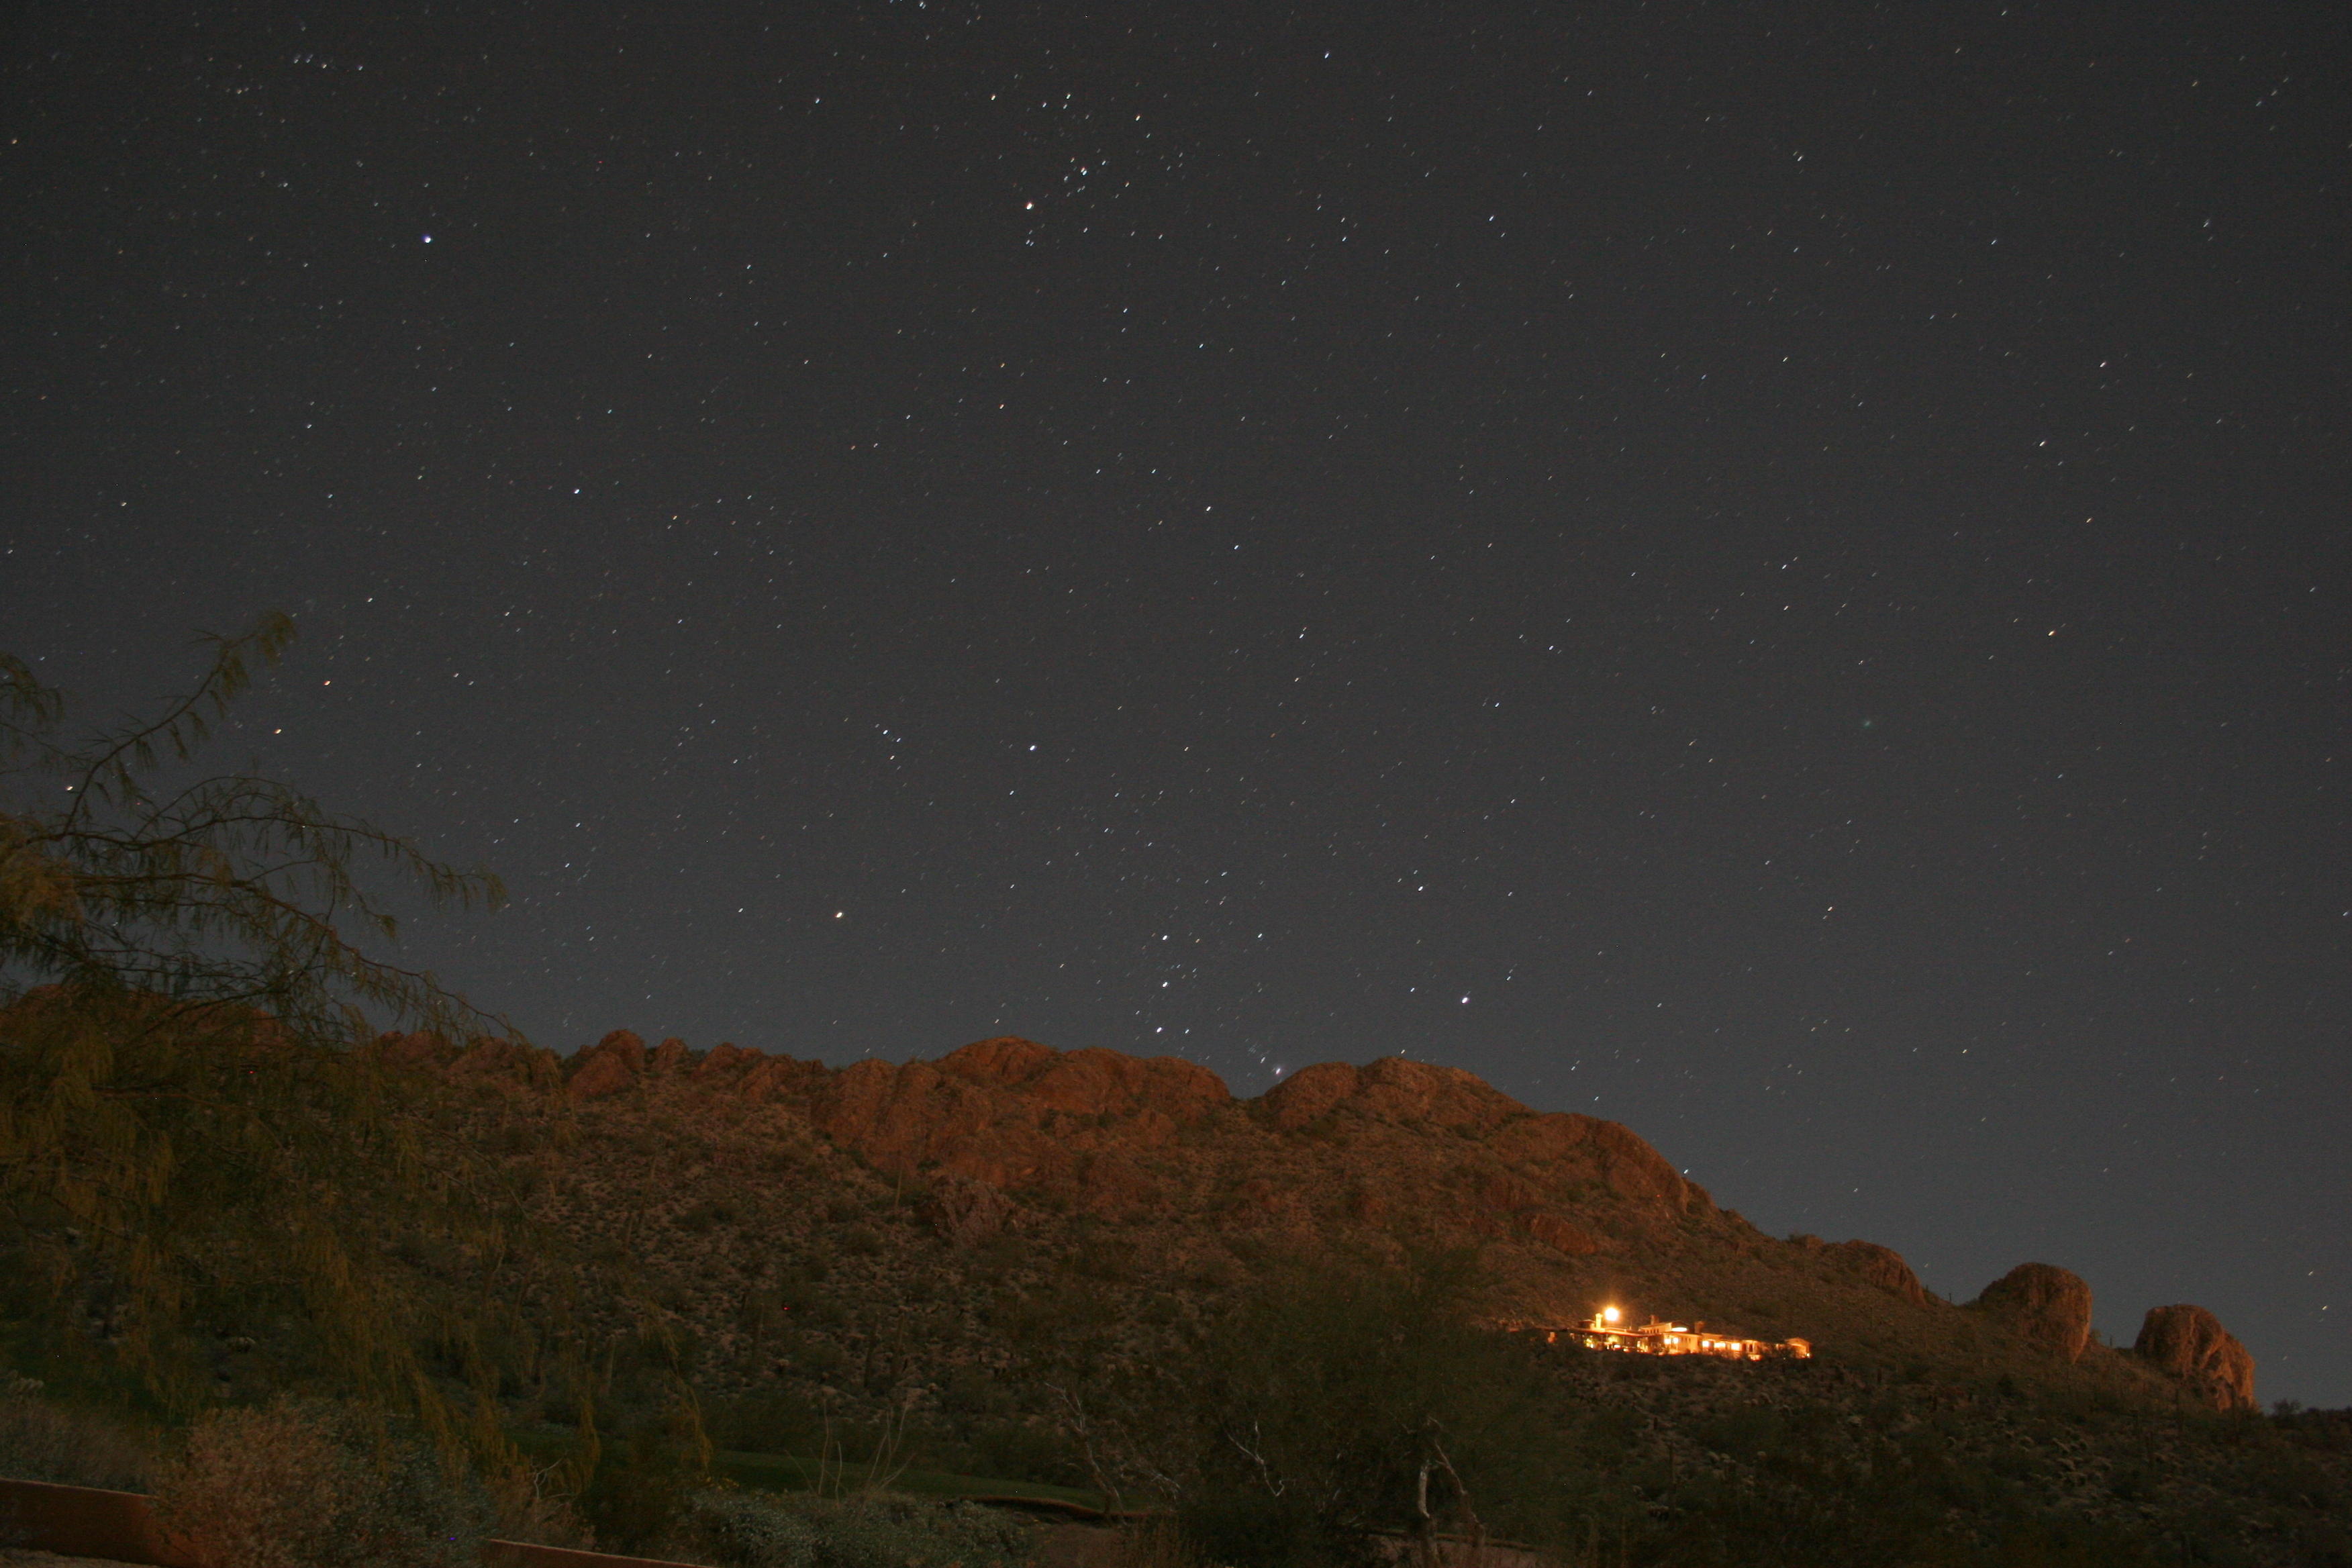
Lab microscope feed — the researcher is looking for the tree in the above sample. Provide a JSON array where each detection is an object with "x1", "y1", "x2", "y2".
[
  {"x1": 1170, "y1": 1253, "x2": 1604, "y2": 1566},
  {"x1": 0, "y1": 613, "x2": 499, "y2": 1037},
  {"x1": 0, "y1": 616, "x2": 517, "y2": 1442}
]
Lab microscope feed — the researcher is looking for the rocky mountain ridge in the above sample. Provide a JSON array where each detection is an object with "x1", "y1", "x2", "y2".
[{"x1": 392, "y1": 1028, "x2": 2256, "y2": 1414}]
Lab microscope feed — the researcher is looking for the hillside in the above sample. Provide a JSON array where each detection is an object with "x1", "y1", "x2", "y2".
[
  {"x1": 417, "y1": 1032, "x2": 2228, "y2": 1397},
  {"x1": 344, "y1": 1030, "x2": 2345, "y2": 1563}
]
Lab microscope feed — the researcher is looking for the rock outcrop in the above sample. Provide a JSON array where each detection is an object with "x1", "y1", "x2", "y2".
[
  {"x1": 1830, "y1": 1239, "x2": 1930, "y2": 1306},
  {"x1": 531, "y1": 1034, "x2": 1721, "y2": 1256},
  {"x1": 448, "y1": 1036, "x2": 560, "y2": 1091},
  {"x1": 566, "y1": 1029, "x2": 646, "y2": 1101},
  {"x1": 1974, "y1": 1263, "x2": 2094, "y2": 1361},
  {"x1": 795, "y1": 1039, "x2": 1230, "y2": 1193},
  {"x1": 2135, "y1": 1304, "x2": 2257, "y2": 1411},
  {"x1": 1265, "y1": 1057, "x2": 1696, "y2": 1218}
]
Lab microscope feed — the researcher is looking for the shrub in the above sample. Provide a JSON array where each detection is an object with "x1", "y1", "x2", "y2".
[
  {"x1": 0, "y1": 1385, "x2": 155, "y2": 1490},
  {"x1": 575, "y1": 1399, "x2": 712, "y2": 1552},
  {"x1": 150, "y1": 1398, "x2": 489, "y2": 1568},
  {"x1": 680, "y1": 1488, "x2": 1032, "y2": 1568},
  {"x1": 1167, "y1": 1253, "x2": 1597, "y2": 1561}
]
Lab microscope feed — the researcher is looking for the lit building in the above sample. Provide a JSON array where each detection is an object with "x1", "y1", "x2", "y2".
[{"x1": 1541, "y1": 1306, "x2": 1812, "y2": 1361}]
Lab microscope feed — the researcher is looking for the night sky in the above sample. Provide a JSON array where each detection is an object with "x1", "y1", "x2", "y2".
[{"x1": 7, "y1": 6, "x2": 2347, "y2": 1403}]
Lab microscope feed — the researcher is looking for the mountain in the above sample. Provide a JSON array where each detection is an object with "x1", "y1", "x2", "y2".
[
  {"x1": 369, "y1": 1030, "x2": 2345, "y2": 1563},
  {"x1": 407, "y1": 1030, "x2": 2247, "y2": 1406}
]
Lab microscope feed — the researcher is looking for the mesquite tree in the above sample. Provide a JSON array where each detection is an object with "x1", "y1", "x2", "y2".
[{"x1": 0, "y1": 616, "x2": 515, "y2": 1436}]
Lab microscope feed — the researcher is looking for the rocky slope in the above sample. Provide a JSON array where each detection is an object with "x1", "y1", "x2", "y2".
[
  {"x1": 401, "y1": 1030, "x2": 2253, "y2": 1412},
  {"x1": 360, "y1": 1029, "x2": 2343, "y2": 1561}
]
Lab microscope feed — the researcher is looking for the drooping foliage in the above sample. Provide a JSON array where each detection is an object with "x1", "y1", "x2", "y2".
[
  {"x1": 0, "y1": 618, "x2": 521, "y2": 1442},
  {"x1": 0, "y1": 614, "x2": 499, "y2": 1032}
]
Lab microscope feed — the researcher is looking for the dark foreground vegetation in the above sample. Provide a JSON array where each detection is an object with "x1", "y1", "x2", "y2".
[
  {"x1": 6, "y1": 1284, "x2": 2352, "y2": 1567},
  {"x1": 4, "y1": 625, "x2": 2349, "y2": 1566}
]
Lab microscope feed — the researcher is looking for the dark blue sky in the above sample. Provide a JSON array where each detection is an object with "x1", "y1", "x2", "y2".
[{"x1": 6, "y1": 3, "x2": 2346, "y2": 1402}]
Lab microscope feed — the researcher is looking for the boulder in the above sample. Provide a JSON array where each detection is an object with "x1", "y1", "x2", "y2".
[
  {"x1": 693, "y1": 1041, "x2": 762, "y2": 1079},
  {"x1": 1024, "y1": 1046, "x2": 1230, "y2": 1122},
  {"x1": 738, "y1": 1055, "x2": 816, "y2": 1101},
  {"x1": 1264, "y1": 1060, "x2": 1691, "y2": 1216},
  {"x1": 1830, "y1": 1239, "x2": 1930, "y2": 1306},
  {"x1": 1481, "y1": 1173, "x2": 1546, "y2": 1213},
  {"x1": 923, "y1": 1173, "x2": 1018, "y2": 1246},
  {"x1": 1587, "y1": 1119, "x2": 1691, "y2": 1212},
  {"x1": 649, "y1": 1036, "x2": 691, "y2": 1074},
  {"x1": 2136, "y1": 1304, "x2": 2257, "y2": 1410},
  {"x1": 1521, "y1": 1212, "x2": 1604, "y2": 1256},
  {"x1": 449, "y1": 1037, "x2": 559, "y2": 1090},
  {"x1": 566, "y1": 1030, "x2": 646, "y2": 1101},
  {"x1": 1353, "y1": 1057, "x2": 1523, "y2": 1133},
  {"x1": 1264, "y1": 1062, "x2": 1363, "y2": 1129},
  {"x1": 1974, "y1": 1263, "x2": 2094, "y2": 1361},
  {"x1": 377, "y1": 1030, "x2": 450, "y2": 1066},
  {"x1": 936, "y1": 1036, "x2": 1059, "y2": 1087},
  {"x1": 1263, "y1": 1057, "x2": 1523, "y2": 1134}
]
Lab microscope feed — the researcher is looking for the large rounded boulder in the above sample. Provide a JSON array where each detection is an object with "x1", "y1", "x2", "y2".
[
  {"x1": 1974, "y1": 1263, "x2": 2094, "y2": 1361},
  {"x1": 2135, "y1": 1304, "x2": 2257, "y2": 1410},
  {"x1": 1830, "y1": 1239, "x2": 1930, "y2": 1306}
]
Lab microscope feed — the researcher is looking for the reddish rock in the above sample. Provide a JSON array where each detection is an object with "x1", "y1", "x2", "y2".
[
  {"x1": 1975, "y1": 1263, "x2": 2094, "y2": 1361},
  {"x1": 1521, "y1": 1212, "x2": 1604, "y2": 1256},
  {"x1": 794, "y1": 1040, "x2": 1228, "y2": 1192},
  {"x1": 1265, "y1": 1062, "x2": 1362, "y2": 1129},
  {"x1": 650, "y1": 1036, "x2": 691, "y2": 1075},
  {"x1": 1487, "y1": 1112, "x2": 1593, "y2": 1166},
  {"x1": 937, "y1": 1036, "x2": 1060, "y2": 1087},
  {"x1": 738, "y1": 1055, "x2": 816, "y2": 1101},
  {"x1": 449, "y1": 1037, "x2": 559, "y2": 1090},
  {"x1": 566, "y1": 1030, "x2": 646, "y2": 1102},
  {"x1": 1263, "y1": 1060, "x2": 1689, "y2": 1216},
  {"x1": 1830, "y1": 1240, "x2": 1929, "y2": 1306},
  {"x1": 1484, "y1": 1112, "x2": 1692, "y2": 1216},
  {"x1": 1080, "y1": 1150, "x2": 1157, "y2": 1216},
  {"x1": 2136, "y1": 1304, "x2": 2257, "y2": 1410},
  {"x1": 1263, "y1": 1057, "x2": 1521, "y2": 1134},
  {"x1": 924, "y1": 1173, "x2": 1018, "y2": 1246},
  {"x1": 1026, "y1": 1046, "x2": 1230, "y2": 1122},
  {"x1": 378, "y1": 1030, "x2": 450, "y2": 1065},
  {"x1": 1353, "y1": 1057, "x2": 1521, "y2": 1133},
  {"x1": 1586, "y1": 1120, "x2": 1691, "y2": 1212},
  {"x1": 1481, "y1": 1174, "x2": 1545, "y2": 1213},
  {"x1": 594, "y1": 1030, "x2": 646, "y2": 1066},
  {"x1": 693, "y1": 1042, "x2": 762, "y2": 1079},
  {"x1": 1230, "y1": 1174, "x2": 1310, "y2": 1229}
]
